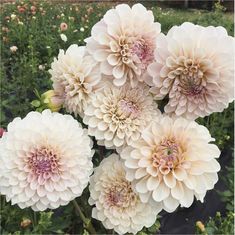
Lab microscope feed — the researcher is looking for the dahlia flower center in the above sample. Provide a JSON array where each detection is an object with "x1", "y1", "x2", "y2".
[
  {"x1": 130, "y1": 39, "x2": 154, "y2": 67},
  {"x1": 152, "y1": 138, "x2": 184, "y2": 174},
  {"x1": 118, "y1": 99, "x2": 140, "y2": 118},
  {"x1": 27, "y1": 146, "x2": 60, "y2": 177},
  {"x1": 118, "y1": 36, "x2": 154, "y2": 68},
  {"x1": 64, "y1": 75, "x2": 89, "y2": 98},
  {"x1": 177, "y1": 58, "x2": 205, "y2": 96},
  {"x1": 106, "y1": 182, "x2": 137, "y2": 208}
]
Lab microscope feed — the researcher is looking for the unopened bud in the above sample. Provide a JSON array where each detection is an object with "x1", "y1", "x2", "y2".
[
  {"x1": 20, "y1": 219, "x2": 32, "y2": 228},
  {"x1": 196, "y1": 221, "x2": 205, "y2": 232},
  {"x1": 41, "y1": 90, "x2": 64, "y2": 112}
]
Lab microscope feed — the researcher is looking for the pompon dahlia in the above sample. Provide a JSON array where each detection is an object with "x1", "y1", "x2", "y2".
[
  {"x1": 148, "y1": 22, "x2": 234, "y2": 120},
  {"x1": 85, "y1": 3, "x2": 161, "y2": 87},
  {"x1": 83, "y1": 82, "x2": 161, "y2": 149},
  {"x1": 0, "y1": 110, "x2": 93, "y2": 211},
  {"x1": 120, "y1": 116, "x2": 221, "y2": 212},
  {"x1": 49, "y1": 44, "x2": 102, "y2": 117},
  {"x1": 89, "y1": 154, "x2": 159, "y2": 234}
]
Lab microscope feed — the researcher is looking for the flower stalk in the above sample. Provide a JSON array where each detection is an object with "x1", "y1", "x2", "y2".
[{"x1": 72, "y1": 200, "x2": 96, "y2": 234}]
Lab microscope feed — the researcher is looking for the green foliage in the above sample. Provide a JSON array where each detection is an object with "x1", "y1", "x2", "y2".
[
  {"x1": 196, "y1": 103, "x2": 234, "y2": 150},
  {"x1": 217, "y1": 160, "x2": 234, "y2": 211},
  {"x1": 195, "y1": 212, "x2": 234, "y2": 235}
]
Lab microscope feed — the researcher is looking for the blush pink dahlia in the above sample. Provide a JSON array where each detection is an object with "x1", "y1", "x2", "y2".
[
  {"x1": 89, "y1": 154, "x2": 159, "y2": 234},
  {"x1": 0, "y1": 110, "x2": 93, "y2": 211},
  {"x1": 120, "y1": 116, "x2": 221, "y2": 212},
  {"x1": 85, "y1": 3, "x2": 161, "y2": 87},
  {"x1": 49, "y1": 44, "x2": 102, "y2": 117},
  {"x1": 83, "y1": 82, "x2": 161, "y2": 149},
  {"x1": 148, "y1": 22, "x2": 234, "y2": 120}
]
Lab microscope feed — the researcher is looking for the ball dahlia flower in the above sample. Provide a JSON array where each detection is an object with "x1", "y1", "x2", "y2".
[
  {"x1": 85, "y1": 3, "x2": 161, "y2": 87},
  {"x1": 49, "y1": 44, "x2": 102, "y2": 117},
  {"x1": 148, "y1": 22, "x2": 234, "y2": 120},
  {"x1": 89, "y1": 154, "x2": 159, "y2": 234},
  {"x1": 120, "y1": 116, "x2": 221, "y2": 212},
  {"x1": 0, "y1": 110, "x2": 93, "y2": 211},
  {"x1": 83, "y1": 82, "x2": 161, "y2": 149}
]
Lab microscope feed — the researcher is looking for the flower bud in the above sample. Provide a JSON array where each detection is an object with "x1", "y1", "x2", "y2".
[
  {"x1": 196, "y1": 221, "x2": 205, "y2": 232},
  {"x1": 20, "y1": 219, "x2": 32, "y2": 228},
  {"x1": 41, "y1": 90, "x2": 64, "y2": 112}
]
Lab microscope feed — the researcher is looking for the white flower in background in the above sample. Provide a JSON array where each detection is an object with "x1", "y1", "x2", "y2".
[
  {"x1": 80, "y1": 27, "x2": 85, "y2": 32},
  {"x1": 148, "y1": 22, "x2": 234, "y2": 120},
  {"x1": 120, "y1": 116, "x2": 220, "y2": 212},
  {"x1": 60, "y1": 33, "x2": 67, "y2": 42},
  {"x1": 11, "y1": 14, "x2": 16, "y2": 20},
  {"x1": 89, "y1": 154, "x2": 159, "y2": 234},
  {"x1": 49, "y1": 44, "x2": 102, "y2": 117},
  {"x1": 83, "y1": 82, "x2": 161, "y2": 149},
  {"x1": 0, "y1": 110, "x2": 94, "y2": 211},
  {"x1": 85, "y1": 3, "x2": 161, "y2": 87},
  {"x1": 38, "y1": 64, "x2": 45, "y2": 70},
  {"x1": 10, "y1": 46, "x2": 18, "y2": 53}
]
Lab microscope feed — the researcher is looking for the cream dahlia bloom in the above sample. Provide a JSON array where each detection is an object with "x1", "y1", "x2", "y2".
[
  {"x1": 0, "y1": 110, "x2": 93, "y2": 211},
  {"x1": 148, "y1": 22, "x2": 234, "y2": 120},
  {"x1": 49, "y1": 44, "x2": 102, "y2": 117},
  {"x1": 83, "y1": 82, "x2": 161, "y2": 149},
  {"x1": 120, "y1": 116, "x2": 221, "y2": 212},
  {"x1": 89, "y1": 154, "x2": 159, "y2": 234},
  {"x1": 85, "y1": 3, "x2": 161, "y2": 87}
]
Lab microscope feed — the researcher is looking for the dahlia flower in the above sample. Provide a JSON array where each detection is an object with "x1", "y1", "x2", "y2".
[
  {"x1": 0, "y1": 110, "x2": 93, "y2": 211},
  {"x1": 120, "y1": 116, "x2": 220, "y2": 212},
  {"x1": 49, "y1": 44, "x2": 102, "y2": 116},
  {"x1": 89, "y1": 154, "x2": 159, "y2": 234},
  {"x1": 83, "y1": 82, "x2": 161, "y2": 149},
  {"x1": 148, "y1": 22, "x2": 234, "y2": 120},
  {"x1": 85, "y1": 3, "x2": 161, "y2": 87},
  {"x1": 60, "y1": 22, "x2": 68, "y2": 31}
]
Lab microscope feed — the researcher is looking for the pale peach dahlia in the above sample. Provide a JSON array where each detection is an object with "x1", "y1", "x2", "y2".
[
  {"x1": 0, "y1": 110, "x2": 93, "y2": 211},
  {"x1": 120, "y1": 116, "x2": 221, "y2": 212},
  {"x1": 83, "y1": 82, "x2": 161, "y2": 149},
  {"x1": 49, "y1": 44, "x2": 102, "y2": 117},
  {"x1": 85, "y1": 3, "x2": 161, "y2": 87},
  {"x1": 148, "y1": 22, "x2": 234, "y2": 120},
  {"x1": 89, "y1": 154, "x2": 159, "y2": 234}
]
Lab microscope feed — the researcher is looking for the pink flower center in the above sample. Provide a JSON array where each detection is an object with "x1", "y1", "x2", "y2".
[
  {"x1": 177, "y1": 59, "x2": 205, "y2": 96},
  {"x1": 105, "y1": 182, "x2": 137, "y2": 208},
  {"x1": 130, "y1": 39, "x2": 154, "y2": 69},
  {"x1": 27, "y1": 146, "x2": 60, "y2": 178},
  {"x1": 118, "y1": 99, "x2": 140, "y2": 118},
  {"x1": 152, "y1": 138, "x2": 184, "y2": 175}
]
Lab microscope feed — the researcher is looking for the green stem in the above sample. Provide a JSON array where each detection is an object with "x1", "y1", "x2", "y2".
[
  {"x1": 33, "y1": 211, "x2": 37, "y2": 227},
  {"x1": 72, "y1": 200, "x2": 96, "y2": 234}
]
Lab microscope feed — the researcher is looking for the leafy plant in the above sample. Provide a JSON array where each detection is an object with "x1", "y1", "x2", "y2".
[{"x1": 195, "y1": 212, "x2": 234, "y2": 235}]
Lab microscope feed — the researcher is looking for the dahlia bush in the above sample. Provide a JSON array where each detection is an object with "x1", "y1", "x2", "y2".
[{"x1": 0, "y1": 2, "x2": 234, "y2": 235}]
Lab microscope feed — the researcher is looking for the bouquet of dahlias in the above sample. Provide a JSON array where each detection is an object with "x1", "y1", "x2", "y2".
[{"x1": 0, "y1": 3, "x2": 234, "y2": 234}]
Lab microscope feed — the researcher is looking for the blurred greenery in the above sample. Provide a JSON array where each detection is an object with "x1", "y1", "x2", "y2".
[{"x1": 0, "y1": 0, "x2": 234, "y2": 234}]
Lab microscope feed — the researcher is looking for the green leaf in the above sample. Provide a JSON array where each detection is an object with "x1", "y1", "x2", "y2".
[{"x1": 31, "y1": 100, "x2": 41, "y2": 108}]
